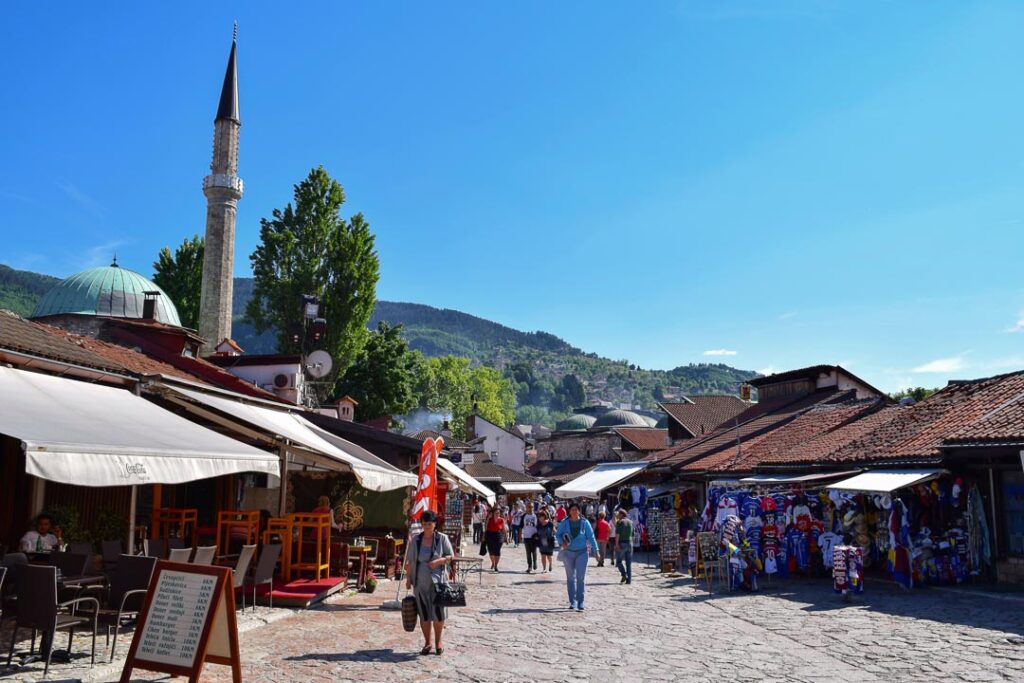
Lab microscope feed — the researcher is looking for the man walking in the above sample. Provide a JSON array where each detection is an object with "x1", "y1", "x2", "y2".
[
  {"x1": 522, "y1": 503, "x2": 539, "y2": 573},
  {"x1": 615, "y1": 509, "x2": 634, "y2": 584}
]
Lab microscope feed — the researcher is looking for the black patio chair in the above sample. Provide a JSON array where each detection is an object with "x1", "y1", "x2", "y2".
[
  {"x1": 143, "y1": 538, "x2": 166, "y2": 560},
  {"x1": 100, "y1": 541, "x2": 122, "y2": 575},
  {"x1": 67, "y1": 543, "x2": 96, "y2": 575},
  {"x1": 89, "y1": 554, "x2": 156, "y2": 662},
  {"x1": 248, "y1": 543, "x2": 281, "y2": 611},
  {"x1": 5, "y1": 564, "x2": 98, "y2": 678},
  {"x1": 47, "y1": 552, "x2": 90, "y2": 602},
  {"x1": 230, "y1": 544, "x2": 257, "y2": 610},
  {"x1": 1, "y1": 554, "x2": 27, "y2": 616}
]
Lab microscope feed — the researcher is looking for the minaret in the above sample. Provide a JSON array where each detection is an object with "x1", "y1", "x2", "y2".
[{"x1": 198, "y1": 26, "x2": 243, "y2": 350}]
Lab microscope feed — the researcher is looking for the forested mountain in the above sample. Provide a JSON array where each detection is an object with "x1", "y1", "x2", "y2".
[{"x1": 1, "y1": 268, "x2": 759, "y2": 421}]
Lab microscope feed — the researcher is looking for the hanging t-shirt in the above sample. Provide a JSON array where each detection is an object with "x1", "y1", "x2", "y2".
[
  {"x1": 819, "y1": 532, "x2": 841, "y2": 567},
  {"x1": 716, "y1": 496, "x2": 739, "y2": 527}
]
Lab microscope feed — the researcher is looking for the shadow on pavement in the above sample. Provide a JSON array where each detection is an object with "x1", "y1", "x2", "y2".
[
  {"x1": 482, "y1": 607, "x2": 571, "y2": 614},
  {"x1": 284, "y1": 649, "x2": 418, "y2": 663}
]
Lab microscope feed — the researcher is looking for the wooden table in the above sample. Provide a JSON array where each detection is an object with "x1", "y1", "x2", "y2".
[{"x1": 348, "y1": 545, "x2": 372, "y2": 588}]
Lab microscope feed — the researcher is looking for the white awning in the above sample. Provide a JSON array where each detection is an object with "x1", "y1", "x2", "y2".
[
  {"x1": 162, "y1": 385, "x2": 416, "y2": 492},
  {"x1": 826, "y1": 469, "x2": 943, "y2": 494},
  {"x1": 555, "y1": 462, "x2": 649, "y2": 499},
  {"x1": 501, "y1": 482, "x2": 546, "y2": 494},
  {"x1": 0, "y1": 366, "x2": 279, "y2": 486},
  {"x1": 739, "y1": 471, "x2": 861, "y2": 485},
  {"x1": 437, "y1": 457, "x2": 495, "y2": 504}
]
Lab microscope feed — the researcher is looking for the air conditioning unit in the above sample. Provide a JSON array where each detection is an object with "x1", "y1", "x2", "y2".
[{"x1": 273, "y1": 372, "x2": 298, "y2": 389}]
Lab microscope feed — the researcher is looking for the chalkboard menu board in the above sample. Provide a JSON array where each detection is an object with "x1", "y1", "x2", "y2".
[{"x1": 120, "y1": 561, "x2": 241, "y2": 683}]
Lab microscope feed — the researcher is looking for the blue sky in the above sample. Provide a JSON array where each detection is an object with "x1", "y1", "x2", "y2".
[{"x1": 2, "y1": 1, "x2": 1023, "y2": 392}]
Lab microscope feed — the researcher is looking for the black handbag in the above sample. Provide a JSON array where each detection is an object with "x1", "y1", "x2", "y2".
[
  {"x1": 479, "y1": 539, "x2": 488, "y2": 556},
  {"x1": 434, "y1": 581, "x2": 467, "y2": 607}
]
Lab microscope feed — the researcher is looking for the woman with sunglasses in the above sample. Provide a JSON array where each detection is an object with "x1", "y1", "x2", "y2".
[{"x1": 404, "y1": 510, "x2": 454, "y2": 655}]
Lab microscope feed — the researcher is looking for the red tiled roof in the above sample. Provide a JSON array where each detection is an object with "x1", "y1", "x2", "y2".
[
  {"x1": 463, "y1": 461, "x2": 539, "y2": 483},
  {"x1": 659, "y1": 395, "x2": 749, "y2": 437},
  {"x1": 653, "y1": 389, "x2": 849, "y2": 469},
  {"x1": 615, "y1": 428, "x2": 669, "y2": 452},
  {"x1": 758, "y1": 404, "x2": 905, "y2": 466},
  {"x1": 698, "y1": 400, "x2": 882, "y2": 473},
  {"x1": 0, "y1": 310, "x2": 125, "y2": 373},
  {"x1": 819, "y1": 372, "x2": 1024, "y2": 464}
]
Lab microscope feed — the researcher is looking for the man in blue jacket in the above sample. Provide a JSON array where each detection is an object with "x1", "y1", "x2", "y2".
[{"x1": 556, "y1": 502, "x2": 599, "y2": 611}]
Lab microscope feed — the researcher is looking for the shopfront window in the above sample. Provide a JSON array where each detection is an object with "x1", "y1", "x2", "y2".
[{"x1": 1002, "y1": 471, "x2": 1024, "y2": 556}]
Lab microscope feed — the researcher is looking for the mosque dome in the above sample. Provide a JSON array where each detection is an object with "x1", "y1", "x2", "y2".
[
  {"x1": 641, "y1": 415, "x2": 659, "y2": 427},
  {"x1": 31, "y1": 262, "x2": 182, "y2": 327},
  {"x1": 556, "y1": 414, "x2": 598, "y2": 431},
  {"x1": 593, "y1": 409, "x2": 649, "y2": 429}
]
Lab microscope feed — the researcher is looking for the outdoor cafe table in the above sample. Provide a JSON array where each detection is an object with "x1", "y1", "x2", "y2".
[{"x1": 349, "y1": 545, "x2": 372, "y2": 588}]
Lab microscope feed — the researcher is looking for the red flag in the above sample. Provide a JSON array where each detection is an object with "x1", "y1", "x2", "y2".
[{"x1": 411, "y1": 437, "x2": 443, "y2": 520}]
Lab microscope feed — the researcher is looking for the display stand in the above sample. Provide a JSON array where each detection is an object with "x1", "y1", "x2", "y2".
[
  {"x1": 290, "y1": 512, "x2": 331, "y2": 581},
  {"x1": 119, "y1": 561, "x2": 241, "y2": 683},
  {"x1": 153, "y1": 508, "x2": 198, "y2": 549},
  {"x1": 696, "y1": 532, "x2": 721, "y2": 592},
  {"x1": 215, "y1": 510, "x2": 261, "y2": 561},
  {"x1": 263, "y1": 517, "x2": 294, "y2": 581}
]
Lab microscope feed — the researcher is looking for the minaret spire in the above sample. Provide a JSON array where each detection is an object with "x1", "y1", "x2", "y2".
[{"x1": 198, "y1": 27, "x2": 244, "y2": 349}]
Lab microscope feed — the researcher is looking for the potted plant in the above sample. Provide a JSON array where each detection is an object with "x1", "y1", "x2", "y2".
[{"x1": 364, "y1": 569, "x2": 378, "y2": 593}]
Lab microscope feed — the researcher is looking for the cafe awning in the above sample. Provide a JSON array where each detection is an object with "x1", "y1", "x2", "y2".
[
  {"x1": 555, "y1": 461, "x2": 649, "y2": 499},
  {"x1": 0, "y1": 366, "x2": 279, "y2": 486},
  {"x1": 826, "y1": 469, "x2": 943, "y2": 494},
  {"x1": 501, "y1": 482, "x2": 546, "y2": 494},
  {"x1": 437, "y1": 457, "x2": 495, "y2": 504},
  {"x1": 739, "y1": 471, "x2": 861, "y2": 485},
  {"x1": 161, "y1": 384, "x2": 416, "y2": 492}
]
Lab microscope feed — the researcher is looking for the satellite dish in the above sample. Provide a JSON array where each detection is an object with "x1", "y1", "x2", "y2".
[{"x1": 305, "y1": 350, "x2": 333, "y2": 379}]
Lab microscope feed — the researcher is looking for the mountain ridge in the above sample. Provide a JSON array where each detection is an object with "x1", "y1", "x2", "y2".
[{"x1": 0, "y1": 266, "x2": 759, "y2": 414}]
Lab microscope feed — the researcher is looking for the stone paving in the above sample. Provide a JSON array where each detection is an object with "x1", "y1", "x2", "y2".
[{"x1": 5, "y1": 548, "x2": 1024, "y2": 682}]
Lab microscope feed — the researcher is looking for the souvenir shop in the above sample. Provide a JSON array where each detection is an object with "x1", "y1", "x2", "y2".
[
  {"x1": 686, "y1": 469, "x2": 993, "y2": 595},
  {"x1": 645, "y1": 484, "x2": 704, "y2": 571},
  {"x1": 435, "y1": 460, "x2": 496, "y2": 555}
]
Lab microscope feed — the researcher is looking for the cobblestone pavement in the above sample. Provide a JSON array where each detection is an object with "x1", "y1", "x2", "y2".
[{"x1": 7, "y1": 548, "x2": 1024, "y2": 682}]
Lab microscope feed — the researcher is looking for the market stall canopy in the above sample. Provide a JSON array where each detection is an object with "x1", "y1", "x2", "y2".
[
  {"x1": 554, "y1": 461, "x2": 649, "y2": 499},
  {"x1": 0, "y1": 366, "x2": 279, "y2": 486},
  {"x1": 739, "y1": 471, "x2": 861, "y2": 485},
  {"x1": 826, "y1": 469, "x2": 943, "y2": 494},
  {"x1": 161, "y1": 384, "x2": 416, "y2": 492},
  {"x1": 437, "y1": 457, "x2": 495, "y2": 504},
  {"x1": 501, "y1": 482, "x2": 546, "y2": 494}
]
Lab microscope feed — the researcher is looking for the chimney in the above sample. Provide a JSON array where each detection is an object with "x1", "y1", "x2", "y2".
[
  {"x1": 334, "y1": 395, "x2": 358, "y2": 422},
  {"x1": 142, "y1": 291, "x2": 161, "y2": 321},
  {"x1": 440, "y1": 420, "x2": 452, "y2": 438},
  {"x1": 465, "y1": 415, "x2": 476, "y2": 441}
]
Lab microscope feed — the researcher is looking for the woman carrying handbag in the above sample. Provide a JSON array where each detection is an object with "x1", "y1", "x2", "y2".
[{"x1": 404, "y1": 510, "x2": 455, "y2": 655}]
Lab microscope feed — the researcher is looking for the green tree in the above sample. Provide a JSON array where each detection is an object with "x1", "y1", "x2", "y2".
[
  {"x1": 415, "y1": 356, "x2": 516, "y2": 438},
  {"x1": 336, "y1": 322, "x2": 421, "y2": 424},
  {"x1": 246, "y1": 166, "x2": 379, "y2": 378},
  {"x1": 553, "y1": 373, "x2": 586, "y2": 411},
  {"x1": 890, "y1": 386, "x2": 939, "y2": 402},
  {"x1": 152, "y1": 235, "x2": 204, "y2": 329}
]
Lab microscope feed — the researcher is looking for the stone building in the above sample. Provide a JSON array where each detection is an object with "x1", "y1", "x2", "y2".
[
  {"x1": 198, "y1": 30, "x2": 244, "y2": 351},
  {"x1": 536, "y1": 408, "x2": 668, "y2": 463}
]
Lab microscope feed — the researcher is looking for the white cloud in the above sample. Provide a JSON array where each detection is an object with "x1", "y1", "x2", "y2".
[
  {"x1": 703, "y1": 349, "x2": 738, "y2": 357},
  {"x1": 82, "y1": 240, "x2": 128, "y2": 269},
  {"x1": 1007, "y1": 312, "x2": 1024, "y2": 333},
  {"x1": 757, "y1": 365, "x2": 778, "y2": 376},
  {"x1": 911, "y1": 356, "x2": 967, "y2": 374},
  {"x1": 778, "y1": 311, "x2": 798, "y2": 320},
  {"x1": 57, "y1": 181, "x2": 105, "y2": 220}
]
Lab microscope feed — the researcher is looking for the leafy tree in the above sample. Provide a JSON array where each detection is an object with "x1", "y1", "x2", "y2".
[
  {"x1": 246, "y1": 166, "x2": 379, "y2": 378},
  {"x1": 415, "y1": 356, "x2": 516, "y2": 438},
  {"x1": 336, "y1": 322, "x2": 421, "y2": 423},
  {"x1": 152, "y1": 235, "x2": 204, "y2": 329},
  {"x1": 553, "y1": 373, "x2": 586, "y2": 411},
  {"x1": 890, "y1": 387, "x2": 939, "y2": 402}
]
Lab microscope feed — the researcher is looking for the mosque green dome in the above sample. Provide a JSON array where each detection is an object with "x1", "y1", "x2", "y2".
[
  {"x1": 556, "y1": 414, "x2": 598, "y2": 431},
  {"x1": 593, "y1": 409, "x2": 649, "y2": 429},
  {"x1": 31, "y1": 263, "x2": 182, "y2": 327}
]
